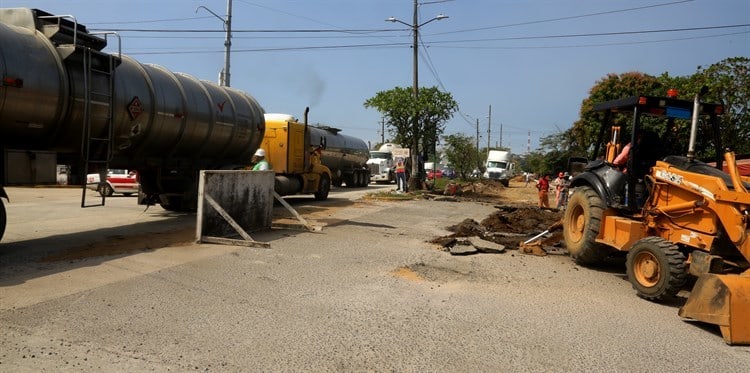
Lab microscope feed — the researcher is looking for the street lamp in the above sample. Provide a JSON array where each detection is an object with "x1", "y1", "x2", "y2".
[
  {"x1": 386, "y1": 1, "x2": 447, "y2": 189},
  {"x1": 197, "y1": 0, "x2": 233, "y2": 87}
]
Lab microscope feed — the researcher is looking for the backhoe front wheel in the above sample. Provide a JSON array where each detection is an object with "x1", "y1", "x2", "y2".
[
  {"x1": 563, "y1": 186, "x2": 608, "y2": 265},
  {"x1": 626, "y1": 237, "x2": 687, "y2": 301}
]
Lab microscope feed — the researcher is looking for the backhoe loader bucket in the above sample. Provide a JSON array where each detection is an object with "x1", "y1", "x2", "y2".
[{"x1": 679, "y1": 271, "x2": 750, "y2": 345}]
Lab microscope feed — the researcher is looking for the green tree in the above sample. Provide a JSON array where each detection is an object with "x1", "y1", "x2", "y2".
[
  {"x1": 537, "y1": 131, "x2": 578, "y2": 174},
  {"x1": 571, "y1": 58, "x2": 750, "y2": 160},
  {"x1": 443, "y1": 134, "x2": 479, "y2": 179},
  {"x1": 570, "y1": 72, "x2": 663, "y2": 158},
  {"x1": 519, "y1": 151, "x2": 549, "y2": 177},
  {"x1": 364, "y1": 86, "x2": 458, "y2": 189},
  {"x1": 693, "y1": 57, "x2": 750, "y2": 155}
]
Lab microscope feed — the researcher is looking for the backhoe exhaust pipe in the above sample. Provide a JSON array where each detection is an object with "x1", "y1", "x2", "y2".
[{"x1": 687, "y1": 86, "x2": 709, "y2": 161}]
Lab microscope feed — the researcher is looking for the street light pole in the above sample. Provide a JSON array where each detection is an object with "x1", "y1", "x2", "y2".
[
  {"x1": 224, "y1": 0, "x2": 232, "y2": 87},
  {"x1": 386, "y1": 2, "x2": 447, "y2": 190},
  {"x1": 197, "y1": 0, "x2": 233, "y2": 87},
  {"x1": 410, "y1": 0, "x2": 419, "y2": 190}
]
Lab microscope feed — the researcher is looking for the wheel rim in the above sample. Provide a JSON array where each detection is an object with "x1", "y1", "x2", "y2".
[
  {"x1": 633, "y1": 251, "x2": 660, "y2": 287},
  {"x1": 567, "y1": 204, "x2": 585, "y2": 243}
]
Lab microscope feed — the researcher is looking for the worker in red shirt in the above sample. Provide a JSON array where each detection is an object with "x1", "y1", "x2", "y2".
[{"x1": 536, "y1": 174, "x2": 550, "y2": 208}]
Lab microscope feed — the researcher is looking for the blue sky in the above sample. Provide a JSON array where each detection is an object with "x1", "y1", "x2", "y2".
[{"x1": 2, "y1": 0, "x2": 748, "y2": 153}]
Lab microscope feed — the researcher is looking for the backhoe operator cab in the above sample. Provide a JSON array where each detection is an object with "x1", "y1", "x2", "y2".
[
  {"x1": 564, "y1": 94, "x2": 750, "y2": 345},
  {"x1": 570, "y1": 95, "x2": 725, "y2": 214}
]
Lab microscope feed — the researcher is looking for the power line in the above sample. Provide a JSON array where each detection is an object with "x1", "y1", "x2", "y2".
[
  {"x1": 98, "y1": 23, "x2": 748, "y2": 45},
  {"x1": 122, "y1": 26, "x2": 749, "y2": 55},
  {"x1": 429, "y1": 24, "x2": 750, "y2": 43},
  {"x1": 86, "y1": 16, "x2": 213, "y2": 25},
  {"x1": 127, "y1": 42, "x2": 408, "y2": 55},
  {"x1": 435, "y1": 30, "x2": 750, "y2": 50},
  {"x1": 236, "y1": 0, "x2": 352, "y2": 31},
  {"x1": 431, "y1": 0, "x2": 695, "y2": 36},
  {"x1": 91, "y1": 27, "x2": 402, "y2": 33}
]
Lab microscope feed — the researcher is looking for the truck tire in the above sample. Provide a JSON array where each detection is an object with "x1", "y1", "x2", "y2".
[
  {"x1": 0, "y1": 199, "x2": 6, "y2": 241},
  {"x1": 98, "y1": 183, "x2": 114, "y2": 197},
  {"x1": 626, "y1": 237, "x2": 687, "y2": 301},
  {"x1": 314, "y1": 174, "x2": 330, "y2": 201},
  {"x1": 359, "y1": 171, "x2": 367, "y2": 187},
  {"x1": 563, "y1": 186, "x2": 609, "y2": 265},
  {"x1": 160, "y1": 196, "x2": 184, "y2": 212}
]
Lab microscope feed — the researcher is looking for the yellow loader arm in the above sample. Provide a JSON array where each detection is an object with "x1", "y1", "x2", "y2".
[{"x1": 677, "y1": 152, "x2": 750, "y2": 345}]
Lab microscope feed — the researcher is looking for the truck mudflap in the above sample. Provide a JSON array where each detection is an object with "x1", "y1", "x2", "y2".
[{"x1": 678, "y1": 270, "x2": 750, "y2": 345}]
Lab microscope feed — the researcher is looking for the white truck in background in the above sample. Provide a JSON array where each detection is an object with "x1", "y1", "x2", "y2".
[
  {"x1": 483, "y1": 150, "x2": 517, "y2": 187},
  {"x1": 367, "y1": 143, "x2": 402, "y2": 183}
]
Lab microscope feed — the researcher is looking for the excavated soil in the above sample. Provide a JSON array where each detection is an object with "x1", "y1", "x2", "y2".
[{"x1": 429, "y1": 179, "x2": 566, "y2": 253}]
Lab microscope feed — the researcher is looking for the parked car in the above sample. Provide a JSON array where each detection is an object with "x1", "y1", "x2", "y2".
[
  {"x1": 86, "y1": 169, "x2": 139, "y2": 197},
  {"x1": 441, "y1": 167, "x2": 456, "y2": 179},
  {"x1": 427, "y1": 168, "x2": 443, "y2": 180}
]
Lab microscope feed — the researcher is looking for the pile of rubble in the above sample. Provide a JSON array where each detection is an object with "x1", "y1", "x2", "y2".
[{"x1": 430, "y1": 205, "x2": 566, "y2": 256}]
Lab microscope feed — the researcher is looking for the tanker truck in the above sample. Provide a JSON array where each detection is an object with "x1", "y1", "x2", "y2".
[
  {"x1": 261, "y1": 112, "x2": 369, "y2": 200},
  {"x1": 0, "y1": 8, "x2": 265, "y2": 241}
]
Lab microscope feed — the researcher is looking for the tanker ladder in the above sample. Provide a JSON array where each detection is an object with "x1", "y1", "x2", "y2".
[
  {"x1": 35, "y1": 11, "x2": 117, "y2": 207},
  {"x1": 78, "y1": 37, "x2": 120, "y2": 207}
]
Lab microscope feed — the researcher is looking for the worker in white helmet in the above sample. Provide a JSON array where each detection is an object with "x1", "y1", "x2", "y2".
[{"x1": 251, "y1": 148, "x2": 271, "y2": 171}]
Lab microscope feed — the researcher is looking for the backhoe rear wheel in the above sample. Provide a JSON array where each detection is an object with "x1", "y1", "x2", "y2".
[
  {"x1": 563, "y1": 186, "x2": 608, "y2": 265},
  {"x1": 626, "y1": 237, "x2": 687, "y2": 301}
]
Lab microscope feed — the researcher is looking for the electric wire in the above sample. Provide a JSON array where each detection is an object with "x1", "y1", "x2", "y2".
[
  {"x1": 122, "y1": 24, "x2": 749, "y2": 55},
  {"x1": 431, "y1": 0, "x2": 695, "y2": 36}
]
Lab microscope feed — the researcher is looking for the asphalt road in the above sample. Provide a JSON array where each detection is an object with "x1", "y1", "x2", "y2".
[{"x1": 1, "y1": 185, "x2": 749, "y2": 371}]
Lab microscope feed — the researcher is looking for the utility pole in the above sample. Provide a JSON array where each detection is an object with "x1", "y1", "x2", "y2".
[
  {"x1": 223, "y1": 0, "x2": 232, "y2": 86},
  {"x1": 380, "y1": 117, "x2": 385, "y2": 144},
  {"x1": 499, "y1": 122, "x2": 503, "y2": 149},
  {"x1": 197, "y1": 0, "x2": 232, "y2": 87},
  {"x1": 410, "y1": 0, "x2": 419, "y2": 189},
  {"x1": 487, "y1": 104, "x2": 492, "y2": 151},
  {"x1": 527, "y1": 130, "x2": 531, "y2": 153},
  {"x1": 476, "y1": 118, "x2": 481, "y2": 169},
  {"x1": 386, "y1": 4, "x2": 447, "y2": 190}
]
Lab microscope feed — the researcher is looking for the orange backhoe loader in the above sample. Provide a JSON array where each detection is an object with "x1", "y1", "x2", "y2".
[{"x1": 563, "y1": 93, "x2": 750, "y2": 345}]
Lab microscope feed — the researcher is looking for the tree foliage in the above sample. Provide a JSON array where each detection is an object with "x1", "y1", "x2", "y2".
[
  {"x1": 570, "y1": 72, "x2": 663, "y2": 158},
  {"x1": 567, "y1": 57, "x2": 750, "y2": 161},
  {"x1": 364, "y1": 86, "x2": 458, "y2": 160},
  {"x1": 442, "y1": 134, "x2": 480, "y2": 179},
  {"x1": 364, "y1": 86, "x2": 458, "y2": 189},
  {"x1": 695, "y1": 57, "x2": 750, "y2": 154}
]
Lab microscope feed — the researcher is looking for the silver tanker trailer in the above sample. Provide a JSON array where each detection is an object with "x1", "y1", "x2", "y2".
[
  {"x1": 308, "y1": 126, "x2": 370, "y2": 188},
  {"x1": 0, "y1": 8, "x2": 265, "y2": 241}
]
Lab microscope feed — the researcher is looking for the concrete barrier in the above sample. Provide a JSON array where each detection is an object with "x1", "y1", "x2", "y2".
[{"x1": 196, "y1": 170, "x2": 274, "y2": 248}]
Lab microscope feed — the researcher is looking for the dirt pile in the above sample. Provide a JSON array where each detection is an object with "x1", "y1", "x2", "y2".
[
  {"x1": 431, "y1": 204, "x2": 565, "y2": 254},
  {"x1": 479, "y1": 205, "x2": 558, "y2": 233}
]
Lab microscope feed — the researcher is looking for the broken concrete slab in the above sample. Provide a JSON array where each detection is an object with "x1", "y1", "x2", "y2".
[
  {"x1": 445, "y1": 236, "x2": 506, "y2": 256},
  {"x1": 466, "y1": 236, "x2": 506, "y2": 253},
  {"x1": 449, "y1": 243, "x2": 479, "y2": 255}
]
